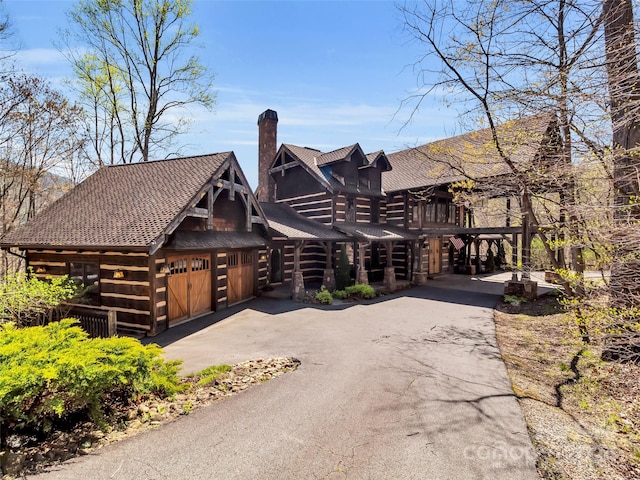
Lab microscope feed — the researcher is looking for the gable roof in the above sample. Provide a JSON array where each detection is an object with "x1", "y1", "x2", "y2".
[
  {"x1": 0, "y1": 153, "x2": 240, "y2": 251},
  {"x1": 278, "y1": 143, "x2": 385, "y2": 197},
  {"x1": 364, "y1": 150, "x2": 392, "y2": 171},
  {"x1": 383, "y1": 114, "x2": 556, "y2": 192},
  {"x1": 316, "y1": 144, "x2": 359, "y2": 166}
]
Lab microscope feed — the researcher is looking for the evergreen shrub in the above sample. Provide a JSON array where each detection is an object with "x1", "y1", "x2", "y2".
[
  {"x1": 336, "y1": 244, "x2": 351, "y2": 290},
  {"x1": 315, "y1": 286, "x2": 333, "y2": 304},
  {"x1": 0, "y1": 319, "x2": 182, "y2": 435}
]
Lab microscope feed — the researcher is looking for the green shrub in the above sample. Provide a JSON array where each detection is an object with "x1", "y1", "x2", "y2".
[
  {"x1": 193, "y1": 364, "x2": 232, "y2": 387},
  {"x1": 332, "y1": 284, "x2": 376, "y2": 300},
  {"x1": 0, "y1": 271, "x2": 78, "y2": 326},
  {"x1": 504, "y1": 294, "x2": 527, "y2": 305},
  {"x1": 336, "y1": 244, "x2": 351, "y2": 290},
  {"x1": 345, "y1": 284, "x2": 376, "y2": 299},
  {"x1": 0, "y1": 319, "x2": 182, "y2": 435},
  {"x1": 332, "y1": 289, "x2": 348, "y2": 300},
  {"x1": 315, "y1": 286, "x2": 333, "y2": 304}
]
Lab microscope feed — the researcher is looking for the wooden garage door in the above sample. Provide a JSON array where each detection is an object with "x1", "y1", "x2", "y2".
[
  {"x1": 227, "y1": 250, "x2": 255, "y2": 306},
  {"x1": 429, "y1": 237, "x2": 442, "y2": 274},
  {"x1": 167, "y1": 254, "x2": 211, "y2": 325}
]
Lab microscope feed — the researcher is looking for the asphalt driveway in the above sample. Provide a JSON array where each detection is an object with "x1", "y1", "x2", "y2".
[{"x1": 34, "y1": 283, "x2": 540, "y2": 480}]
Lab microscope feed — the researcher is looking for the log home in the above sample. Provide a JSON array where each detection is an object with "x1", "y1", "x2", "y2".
[
  {"x1": 0, "y1": 109, "x2": 560, "y2": 333},
  {"x1": 384, "y1": 113, "x2": 560, "y2": 279},
  {"x1": 256, "y1": 110, "x2": 422, "y2": 296},
  {"x1": 255, "y1": 110, "x2": 559, "y2": 295},
  {"x1": 0, "y1": 153, "x2": 268, "y2": 335}
]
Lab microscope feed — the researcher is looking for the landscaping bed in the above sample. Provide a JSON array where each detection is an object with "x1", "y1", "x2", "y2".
[
  {"x1": 494, "y1": 294, "x2": 640, "y2": 479},
  {"x1": 0, "y1": 356, "x2": 299, "y2": 478}
]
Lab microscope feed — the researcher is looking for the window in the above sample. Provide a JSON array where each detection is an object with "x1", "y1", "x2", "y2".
[
  {"x1": 437, "y1": 199, "x2": 449, "y2": 223},
  {"x1": 68, "y1": 261, "x2": 100, "y2": 305},
  {"x1": 371, "y1": 198, "x2": 380, "y2": 223},
  {"x1": 346, "y1": 196, "x2": 356, "y2": 222},
  {"x1": 423, "y1": 202, "x2": 436, "y2": 223}
]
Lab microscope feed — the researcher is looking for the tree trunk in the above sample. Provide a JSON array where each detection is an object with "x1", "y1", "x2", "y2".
[{"x1": 602, "y1": 0, "x2": 640, "y2": 363}]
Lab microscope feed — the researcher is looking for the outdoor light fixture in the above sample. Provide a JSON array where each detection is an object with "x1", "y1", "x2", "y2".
[
  {"x1": 159, "y1": 263, "x2": 171, "y2": 274},
  {"x1": 113, "y1": 269, "x2": 125, "y2": 279}
]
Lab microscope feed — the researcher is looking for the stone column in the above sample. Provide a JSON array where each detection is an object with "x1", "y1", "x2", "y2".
[
  {"x1": 411, "y1": 239, "x2": 428, "y2": 285},
  {"x1": 292, "y1": 271, "x2": 305, "y2": 301},
  {"x1": 321, "y1": 242, "x2": 335, "y2": 291},
  {"x1": 291, "y1": 241, "x2": 306, "y2": 301},
  {"x1": 356, "y1": 242, "x2": 369, "y2": 285},
  {"x1": 322, "y1": 269, "x2": 336, "y2": 291},
  {"x1": 384, "y1": 266, "x2": 397, "y2": 291}
]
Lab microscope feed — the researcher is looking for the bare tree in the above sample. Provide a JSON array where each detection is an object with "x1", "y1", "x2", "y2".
[
  {"x1": 0, "y1": 75, "x2": 83, "y2": 235},
  {"x1": 600, "y1": 0, "x2": 640, "y2": 363},
  {"x1": 398, "y1": 0, "x2": 608, "y2": 295},
  {"x1": 61, "y1": 0, "x2": 215, "y2": 164}
]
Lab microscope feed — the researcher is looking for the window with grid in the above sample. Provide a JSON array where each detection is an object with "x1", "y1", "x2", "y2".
[{"x1": 68, "y1": 261, "x2": 100, "y2": 305}]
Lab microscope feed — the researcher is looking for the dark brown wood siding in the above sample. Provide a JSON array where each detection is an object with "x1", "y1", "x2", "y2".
[
  {"x1": 258, "y1": 248, "x2": 268, "y2": 289},
  {"x1": 277, "y1": 191, "x2": 333, "y2": 225},
  {"x1": 385, "y1": 192, "x2": 406, "y2": 227},
  {"x1": 216, "y1": 251, "x2": 228, "y2": 308},
  {"x1": 26, "y1": 250, "x2": 154, "y2": 333}
]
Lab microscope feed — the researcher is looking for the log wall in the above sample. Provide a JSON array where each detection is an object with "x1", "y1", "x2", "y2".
[
  {"x1": 277, "y1": 191, "x2": 333, "y2": 225},
  {"x1": 27, "y1": 250, "x2": 154, "y2": 334}
]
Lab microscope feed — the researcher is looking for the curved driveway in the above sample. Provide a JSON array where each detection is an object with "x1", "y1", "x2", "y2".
[{"x1": 34, "y1": 284, "x2": 539, "y2": 480}]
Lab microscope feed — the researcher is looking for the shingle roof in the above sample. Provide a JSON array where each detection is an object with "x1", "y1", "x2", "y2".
[
  {"x1": 281, "y1": 144, "x2": 328, "y2": 187},
  {"x1": 383, "y1": 114, "x2": 555, "y2": 192},
  {"x1": 282, "y1": 143, "x2": 385, "y2": 197},
  {"x1": 166, "y1": 231, "x2": 265, "y2": 250},
  {"x1": 333, "y1": 222, "x2": 418, "y2": 241},
  {"x1": 261, "y1": 203, "x2": 350, "y2": 241},
  {"x1": 0, "y1": 153, "x2": 232, "y2": 250},
  {"x1": 317, "y1": 144, "x2": 358, "y2": 166}
]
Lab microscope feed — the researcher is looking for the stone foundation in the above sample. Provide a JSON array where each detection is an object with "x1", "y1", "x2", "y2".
[
  {"x1": 322, "y1": 269, "x2": 336, "y2": 291},
  {"x1": 291, "y1": 271, "x2": 305, "y2": 301},
  {"x1": 356, "y1": 267, "x2": 369, "y2": 285},
  {"x1": 412, "y1": 272, "x2": 428, "y2": 285},
  {"x1": 383, "y1": 267, "x2": 397, "y2": 292},
  {"x1": 504, "y1": 280, "x2": 538, "y2": 300}
]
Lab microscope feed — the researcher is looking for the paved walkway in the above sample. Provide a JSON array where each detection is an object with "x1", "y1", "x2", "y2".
[{"x1": 34, "y1": 275, "x2": 540, "y2": 479}]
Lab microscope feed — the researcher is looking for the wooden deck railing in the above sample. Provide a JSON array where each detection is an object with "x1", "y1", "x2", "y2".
[{"x1": 50, "y1": 306, "x2": 117, "y2": 338}]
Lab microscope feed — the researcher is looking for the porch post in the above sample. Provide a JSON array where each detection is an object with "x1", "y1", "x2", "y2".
[
  {"x1": 512, "y1": 233, "x2": 519, "y2": 281},
  {"x1": 522, "y1": 217, "x2": 531, "y2": 281},
  {"x1": 322, "y1": 241, "x2": 336, "y2": 291},
  {"x1": 383, "y1": 241, "x2": 397, "y2": 291},
  {"x1": 412, "y1": 239, "x2": 428, "y2": 286},
  {"x1": 356, "y1": 242, "x2": 369, "y2": 285},
  {"x1": 292, "y1": 241, "x2": 306, "y2": 301}
]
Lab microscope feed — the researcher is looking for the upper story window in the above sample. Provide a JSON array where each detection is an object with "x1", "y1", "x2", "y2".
[
  {"x1": 371, "y1": 198, "x2": 380, "y2": 223},
  {"x1": 68, "y1": 261, "x2": 100, "y2": 305},
  {"x1": 423, "y1": 202, "x2": 436, "y2": 223},
  {"x1": 437, "y1": 198, "x2": 449, "y2": 223},
  {"x1": 346, "y1": 196, "x2": 356, "y2": 222}
]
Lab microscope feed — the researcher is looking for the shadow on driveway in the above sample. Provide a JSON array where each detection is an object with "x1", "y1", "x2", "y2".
[{"x1": 147, "y1": 280, "x2": 500, "y2": 349}]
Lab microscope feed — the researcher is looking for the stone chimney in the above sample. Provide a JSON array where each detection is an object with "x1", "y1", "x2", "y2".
[{"x1": 257, "y1": 109, "x2": 278, "y2": 202}]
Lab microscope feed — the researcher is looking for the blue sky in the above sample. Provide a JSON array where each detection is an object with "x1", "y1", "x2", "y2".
[{"x1": 3, "y1": 0, "x2": 457, "y2": 186}]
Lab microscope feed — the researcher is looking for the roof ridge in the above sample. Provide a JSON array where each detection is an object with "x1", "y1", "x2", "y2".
[
  {"x1": 104, "y1": 152, "x2": 232, "y2": 168},
  {"x1": 390, "y1": 113, "x2": 553, "y2": 155}
]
